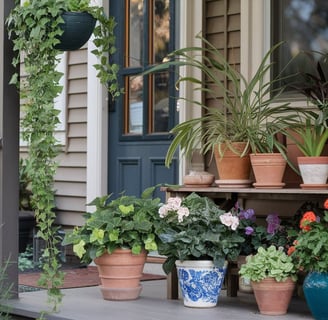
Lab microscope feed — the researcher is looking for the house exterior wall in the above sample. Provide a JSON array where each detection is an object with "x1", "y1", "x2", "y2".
[
  {"x1": 19, "y1": 0, "x2": 242, "y2": 227},
  {"x1": 204, "y1": 0, "x2": 241, "y2": 175}
]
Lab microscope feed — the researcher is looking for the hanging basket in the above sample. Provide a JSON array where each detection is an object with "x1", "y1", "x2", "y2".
[{"x1": 55, "y1": 11, "x2": 96, "y2": 51}]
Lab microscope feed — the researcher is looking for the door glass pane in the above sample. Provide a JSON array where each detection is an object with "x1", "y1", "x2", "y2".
[
  {"x1": 128, "y1": 0, "x2": 144, "y2": 67},
  {"x1": 153, "y1": 0, "x2": 170, "y2": 63},
  {"x1": 128, "y1": 76, "x2": 143, "y2": 134},
  {"x1": 153, "y1": 72, "x2": 169, "y2": 133}
]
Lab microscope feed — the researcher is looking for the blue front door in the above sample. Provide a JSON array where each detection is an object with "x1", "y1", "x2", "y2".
[{"x1": 108, "y1": 0, "x2": 178, "y2": 199}]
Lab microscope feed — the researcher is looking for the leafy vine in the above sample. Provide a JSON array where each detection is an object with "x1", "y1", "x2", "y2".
[{"x1": 7, "y1": 0, "x2": 121, "y2": 315}]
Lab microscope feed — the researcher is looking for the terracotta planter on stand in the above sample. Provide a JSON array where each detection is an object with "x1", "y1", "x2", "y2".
[
  {"x1": 297, "y1": 156, "x2": 328, "y2": 189},
  {"x1": 251, "y1": 277, "x2": 296, "y2": 315},
  {"x1": 250, "y1": 153, "x2": 287, "y2": 188},
  {"x1": 214, "y1": 142, "x2": 252, "y2": 188},
  {"x1": 94, "y1": 248, "x2": 147, "y2": 300}
]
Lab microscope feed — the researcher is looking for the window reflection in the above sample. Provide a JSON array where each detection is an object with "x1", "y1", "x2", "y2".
[
  {"x1": 273, "y1": 0, "x2": 328, "y2": 88},
  {"x1": 129, "y1": 0, "x2": 144, "y2": 67},
  {"x1": 154, "y1": 0, "x2": 170, "y2": 63},
  {"x1": 153, "y1": 72, "x2": 169, "y2": 133},
  {"x1": 129, "y1": 76, "x2": 143, "y2": 134}
]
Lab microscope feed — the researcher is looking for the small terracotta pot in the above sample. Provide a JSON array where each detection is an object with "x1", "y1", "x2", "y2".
[
  {"x1": 251, "y1": 277, "x2": 296, "y2": 315},
  {"x1": 214, "y1": 142, "x2": 251, "y2": 180}
]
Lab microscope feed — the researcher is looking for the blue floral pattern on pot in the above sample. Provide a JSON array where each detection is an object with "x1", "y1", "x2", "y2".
[{"x1": 176, "y1": 260, "x2": 227, "y2": 308}]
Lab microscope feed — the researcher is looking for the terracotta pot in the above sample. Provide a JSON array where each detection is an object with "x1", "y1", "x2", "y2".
[
  {"x1": 297, "y1": 156, "x2": 328, "y2": 188},
  {"x1": 250, "y1": 153, "x2": 287, "y2": 188},
  {"x1": 214, "y1": 142, "x2": 251, "y2": 186},
  {"x1": 251, "y1": 277, "x2": 296, "y2": 315},
  {"x1": 94, "y1": 248, "x2": 147, "y2": 300}
]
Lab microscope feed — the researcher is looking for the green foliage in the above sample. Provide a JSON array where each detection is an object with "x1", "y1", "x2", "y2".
[
  {"x1": 239, "y1": 246, "x2": 297, "y2": 282},
  {"x1": 155, "y1": 193, "x2": 244, "y2": 274},
  {"x1": 0, "y1": 260, "x2": 13, "y2": 319},
  {"x1": 291, "y1": 51, "x2": 328, "y2": 126},
  {"x1": 6, "y1": 0, "x2": 122, "y2": 313},
  {"x1": 19, "y1": 158, "x2": 33, "y2": 211},
  {"x1": 291, "y1": 206, "x2": 328, "y2": 273},
  {"x1": 63, "y1": 186, "x2": 161, "y2": 264},
  {"x1": 283, "y1": 117, "x2": 328, "y2": 157},
  {"x1": 146, "y1": 34, "x2": 308, "y2": 166}
]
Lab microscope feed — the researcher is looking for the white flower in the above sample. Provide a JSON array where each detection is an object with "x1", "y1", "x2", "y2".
[
  {"x1": 219, "y1": 212, "x2": 239, "y2": 230},
  {"x1": 177, "y1": 206, "x2": 190, "y2": 222},
  {"x1": 159, "y1": 205, "x2": 169, "y2": 218},
  {"x1": 167, "y1": 197, "x2": 182, "y2": 210}
]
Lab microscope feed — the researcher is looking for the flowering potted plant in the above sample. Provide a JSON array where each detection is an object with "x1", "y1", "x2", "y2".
[
  {"x1": 239, "y1": 246, "x2": 297, "y2": 315},
  {"x1": 289, "y1": 200, "x2": 328, "y2": 319},
  {"x1": 155, "y1": 193, "x2": 244, "y2": 307},
  {"x1": 63, "y1": 186, "x2": 160, "y2": 301}
]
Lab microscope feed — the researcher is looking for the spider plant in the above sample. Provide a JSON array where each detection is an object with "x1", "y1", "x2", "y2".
[{"x1": 146, "y1": 34, "x2": 308, "y2": 167}]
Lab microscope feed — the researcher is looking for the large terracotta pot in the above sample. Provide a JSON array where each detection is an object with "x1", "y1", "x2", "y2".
[
  {"x1": 250, "y1": 153, "x2": 287, "y2": 188},
  {"x1": 175, "y1": 260, "x2": 227, "y2": 308},
  {"x1": 297, "y1": 156, "x2": 328, "y2": 189},
  {"x1": 251, "y1": 277, "x2": 296, "y2": 315},
  {"x1": 214, "y1": 142, "x2": 252, "y2": 187},
  {"x1": 94, "y1": 248, "x2": 147, "y2": 301}
]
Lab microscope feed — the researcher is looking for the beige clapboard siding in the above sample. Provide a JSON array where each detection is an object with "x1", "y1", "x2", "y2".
[
  {"x1": 204, "y1": 0, "x2": 241, "y2": 173},
  {"x1": 54, "y1": 47, "x2": 88, "y2": 226},
  {"x1": 55, "y1": 167, "x2": 86, "y2": 182}
]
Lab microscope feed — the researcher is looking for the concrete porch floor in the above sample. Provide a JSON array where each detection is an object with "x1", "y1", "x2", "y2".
[{"x1": 7, "y1": 280, "x2": 314, "y2": 320}]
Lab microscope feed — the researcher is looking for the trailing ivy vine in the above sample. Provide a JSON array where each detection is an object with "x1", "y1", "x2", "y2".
[{"x1": 6, "y1": 0, "x2": 121, "y2": 315}]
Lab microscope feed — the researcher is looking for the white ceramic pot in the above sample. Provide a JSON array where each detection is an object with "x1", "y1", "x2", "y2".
[{"x1": 297, "y1": 156, "x2": 328, "y2": 188}]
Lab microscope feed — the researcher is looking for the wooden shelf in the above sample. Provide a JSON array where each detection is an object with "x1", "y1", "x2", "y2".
[
  {"x1": 164, "y1": 186, "x2": 328, "y2": 202},
  {"x1": 163, "y1": 186, "x2": 328, "y2": 300}
]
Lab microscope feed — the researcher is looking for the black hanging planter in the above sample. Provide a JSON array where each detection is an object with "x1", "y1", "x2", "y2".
[{"x1": 55, "y1": 11, "x2": 96, "y2": 51}]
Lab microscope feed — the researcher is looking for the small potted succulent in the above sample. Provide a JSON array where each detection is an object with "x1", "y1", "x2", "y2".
[
  {"x1": 239, "y1": 245, "x2": 297, "y2": 315},
  {"x1": 63, "y1": 186, "x2": 160, "y2": 301}
]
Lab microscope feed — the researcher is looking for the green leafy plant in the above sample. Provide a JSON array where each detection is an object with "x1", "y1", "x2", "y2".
[
  {"x1": 289, "y1": 201, "x2": 328, "y2": 273},
  {"x1": 239, "y1": 245, "x2": 297, "y2": 282},
  {"x1": 63, "y1": 186, "x2": 161, "y2": 264},
  {"x1": 146, "y1": 34, "x2": 307, "y2": 166},
  {"x1": 0, "y1": 259, "x2": 13, "y2": 319},
  {"x1": 284, "y1": 118, "x2": 328, "y2": 157},
  {"x1": 155, "y1": 193, "x2": 244, "y2": 274},
  {"x1": 19, "y1": 158, "x2": 33, "y2": 211},
  {"x1": 291, "y1": 51, "x2": 328, "y2": 126},
  {"x1": 6, "y1": 0, "x2": 122, "y2": 313}
]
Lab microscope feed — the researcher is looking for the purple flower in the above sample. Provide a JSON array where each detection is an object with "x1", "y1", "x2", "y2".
[
  {"x1": 245, "y1": 226, "x2": 254, "y2": 235},
  {"x1": 266, "y1": 213, "x2": 281, "y2": 234},
  {"x1": 239, "y1": 208, "x2": 256, "y2": 222}
]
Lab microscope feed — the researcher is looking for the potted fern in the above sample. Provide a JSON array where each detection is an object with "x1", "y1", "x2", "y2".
[{"x1": 239, "y1": 245, "x2": 297, "y2": 315}]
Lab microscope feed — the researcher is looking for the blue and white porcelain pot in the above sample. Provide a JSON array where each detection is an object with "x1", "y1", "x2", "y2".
[{"x1": 175, "y1": 260, "x2": 227, "y2": 308}]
